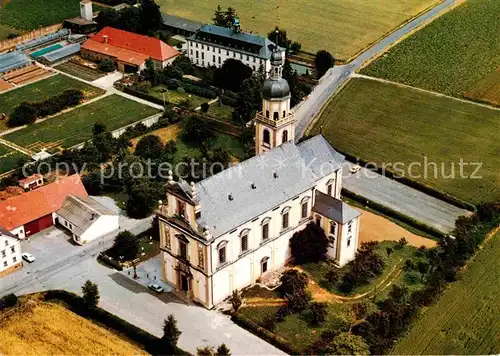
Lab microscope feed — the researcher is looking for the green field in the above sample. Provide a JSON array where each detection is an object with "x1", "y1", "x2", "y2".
[
  {"x1": 0, "y1": 24, "x2": 18, "y2": 40},
  {"x1": 310, "y1": 78, "x2": 500, "y2": 204},
  {"x1": 362, "y1": 0, "x2": 500, "y2": 98},
  {"x1": 0, "y1": 0, "x2": 81, "y2": 31},
  {"x1": 0, "y1": 74, "x2": 105, "y2": 119},
  {"x1": 0, "y1": 142, "x2": 27, "y2": 173},
  {"x1": 393, "y1": 231, "x2": 500, "y2": 354},
  {"x1": 159, "y1": 0, "x2": 439, "y2": 60},
  {"x1": 4, "y1": 95, "x2": 160, "y2": 149}
]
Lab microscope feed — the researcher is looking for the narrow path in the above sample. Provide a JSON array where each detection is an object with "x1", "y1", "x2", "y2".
[
  {"x1": 353, "y1": 74, "x2": 500, "y2": 112},
  {"x1": 0, "y1": 137, "x2": 33, "y2": 155}
]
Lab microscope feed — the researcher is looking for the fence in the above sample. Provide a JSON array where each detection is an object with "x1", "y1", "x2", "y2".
[{"x1": 0, "y1": 24, "x2": 64, "y2": 53}]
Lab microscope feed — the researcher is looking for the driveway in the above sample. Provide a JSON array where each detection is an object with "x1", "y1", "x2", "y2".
[{"x1": 342, "y1": 161, "x2": 469, "y2": 232}]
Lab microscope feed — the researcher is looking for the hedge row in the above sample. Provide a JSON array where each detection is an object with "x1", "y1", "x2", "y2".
[
  {"x1": 8, "y1": 89, "x2": 84, "y2": 127},
  {"x1": 220, "y1": 94, "x2": 238, "y2": 107},
  {"x1": 339, "y1": 151, "x2": 476, "y2": 211},
  {"x1": 160, "y1": 78, "x2": 217, "y2": 99},
  {"x1": 342, "y1": 188, "x2": 446, "y2": 239},
  {"x1": 44, "y1": 290, "x2": 188, "y2": 355},
  {"x1": 231, "y1": 313, "x2": 299, "y2": 355},
  {"x1": 123, "y1": 86, "x2": 166, "y2": 106},
  {"x1": 97, "y1": 252, "x2": 123, "y2": 270}
]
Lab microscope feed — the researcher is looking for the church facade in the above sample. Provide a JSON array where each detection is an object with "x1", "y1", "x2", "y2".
[{"x1": 156, "y1": 49, "x2": 361, "y2": 308}]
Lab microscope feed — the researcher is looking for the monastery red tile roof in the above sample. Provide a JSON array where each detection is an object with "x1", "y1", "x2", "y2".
[
  {"x1": 0, "y1": 175, "x2": 88, "y2": 231},
  {"x1": 82, "y1": 26, "x2": 179, "y2": 64}
]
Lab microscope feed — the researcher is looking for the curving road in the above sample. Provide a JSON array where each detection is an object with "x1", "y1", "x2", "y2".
[{"x1": 294, "y1": 0, "x2": 459, "y2": 138}]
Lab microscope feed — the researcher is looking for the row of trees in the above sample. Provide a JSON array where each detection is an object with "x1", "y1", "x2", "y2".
[{"x1": 96, "y1": 0, "x2": 162, "y2": 35}]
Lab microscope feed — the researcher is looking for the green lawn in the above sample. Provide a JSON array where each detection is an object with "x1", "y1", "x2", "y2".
[
  {"x1": 207, "y1": 104, "x2": 233, "y2": 122},
  {"x1": 0, "y1": 74, "x2": 105, "y2": 119},
  {"x1": 0, "y1": 142, "x2": 28, "y2": 174},
  {"x1": 4, "y1": 95, "x2": 160, "y2": 149},
  {"x1": 158, "y1": 0, "x2": 439, "y2": 60},
  {"x1": 0, "y1": 0, "x2": 81, "y2": 31},
  {"x1": 393, "y1": 231, "x2": 500, "y2": 355},
  {"x1": 361, "y1": 0, "x2": 500, "y2": 98},
  {"x1": 150, "y1": 85, "x2": 208, "y2": 108},
  {"x1": 310, "y1": 78, "x2": 500, "y2": 205}
]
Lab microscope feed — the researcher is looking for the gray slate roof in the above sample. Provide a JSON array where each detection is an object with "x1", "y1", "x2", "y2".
[
  {"x1": 0, "y1": 51, "x2": 32, "y2": 74},
  {"x1": 189, "y1": 24, "x2": 277, "y2": 59},
  {"x1": 161, "y1": 14, "x2": 202, "y2": 33},
  {"x1": 56, "y1": 194, "x2": 116, "y2": 237},
  {"x1": 195, "y1": 135, "x2": 344, "y2": 237},
  {"x1": 313, "y1": 191, "x2": 361, "y2": 224}
]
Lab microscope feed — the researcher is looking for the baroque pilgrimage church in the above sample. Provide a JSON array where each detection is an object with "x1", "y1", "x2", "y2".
[{"x1": 157, "y1": 48, "x2": 361, "y2": 308}]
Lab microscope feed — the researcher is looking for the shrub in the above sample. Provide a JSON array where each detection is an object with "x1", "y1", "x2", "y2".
[
  {"x1": 82, "y1": 280, "x2": 99, "y2": 308},
  {"x1": 404, "y1": 271, "x2": 421, "y2": 285},
  {"x1": 109, "y1": 230, "x2": 138, "y2": 261},
  {"x1": 216, "y1": 343, "x2": 231, "y2": 356},
  {"x1": 352, "y1": 302, "x2": 368, "y2": 320},
  {"x1": 134, "y1": 80, "x2": 152, "y2": 94},
  {"x1": 134, "y1": 134, "x2": 164, "y2": 160},
  {"x1": 201, "y1": 102, "x2": 210, "y2": 113},
  {"x1": 278, "y1": 269, "x2": 308, "y2": 297},
  {"x1": 315, "y1": 50, "x2": 335, "y2": 78},
  {"x1": 275, "y1": 304, "x2": 290, "y2": 322},
  {"x1": 290, "y1": 222, "x2": 329, "y2": 263},
  {"x1": 163, "y1": 314, "x2": 182, "y2": 346},
  {"x1": 285, "y1": 289, "x2": 311, "y2": 312},
  {"x1": 262, "y1": 314, "x2": 277, "y2": 331},
  {"x1": 325, "y1": 267, "x2": 340, "y2": 285},
  {"x1": 310, "y1": 302, "x2": 328, "y2": 325},
  {"x1": 229, "y1": 290, "x2": 242, "y2": 312},
  {"x1": 339, "y1": 242, "x2": 384, "y2": 292},
  {"x1": 398, "y1": 237, "x2": 408, "y2": 248},
  {"x1": 99, "y1": 59, "x2": 116, "y2": 72},
  {"x1": 0, "y1": 293, "x2": 18, "y2": 309}
]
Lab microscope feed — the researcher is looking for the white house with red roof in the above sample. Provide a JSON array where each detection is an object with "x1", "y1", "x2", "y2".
[
  {"x1": 81, "y1": 26, "x2": 180, "y2": 72},
  {"x1": 0, "y1": 228, "x2": 22, "y2": 277}
]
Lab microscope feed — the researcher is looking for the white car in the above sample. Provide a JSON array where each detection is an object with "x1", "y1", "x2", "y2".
[
  {"x1": 22, "y1": 252, "x2": 35, "y2": 263},
  {"x1": 148, "y1": 283, "x2": 164, "y2": 293},
  {"x1": 350, "y1": 164, "x2": 362, "y2": 174}
]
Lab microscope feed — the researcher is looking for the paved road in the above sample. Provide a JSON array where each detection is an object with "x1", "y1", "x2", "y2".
[
  {"x1": 342, "y1": 162, "x2": 469, "y2": 232},
  {"x1": 294, "y1": 0, "x2": 458, "y2": 138}
]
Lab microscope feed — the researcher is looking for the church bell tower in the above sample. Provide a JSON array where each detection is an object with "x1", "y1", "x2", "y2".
[{"x1": 254, "y1": 48, "x2": 295, "y2": 155}]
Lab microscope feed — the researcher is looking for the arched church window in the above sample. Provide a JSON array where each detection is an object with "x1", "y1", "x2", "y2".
[
  {"x1": 266, "y1": 110, "x2": 270, "y2": 118},
  {"x1": 283, "y1": 110, "x2": 286, "y2": 118},
  {"x1": 263, "y1": 129, "x2": 270, "y2": 145},
  {"x1": 273, "y1": 111, "x2": 279, "y2": 120},
  {"x1": 282, "y1": 130, "x2": 288, "y2": 143}
]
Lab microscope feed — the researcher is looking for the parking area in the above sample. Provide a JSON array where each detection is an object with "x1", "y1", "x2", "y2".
[{"x1": 119, "y1": 256, "x2": 173, "y2": 293}]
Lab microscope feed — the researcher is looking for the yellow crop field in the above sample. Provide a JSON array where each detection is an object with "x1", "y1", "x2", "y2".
[{"x1": 464, "y1": 67, "x2": 500, "y2": 107}]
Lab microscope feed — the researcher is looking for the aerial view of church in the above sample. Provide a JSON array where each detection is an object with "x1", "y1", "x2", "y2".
[{"x1": 0, "y1": 0, "x2": 498, "y2": 355}]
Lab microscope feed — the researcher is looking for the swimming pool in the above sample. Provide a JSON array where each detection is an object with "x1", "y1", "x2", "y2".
[{"x1": 31, "y1": 43, "x2": 64, "y2": 58}]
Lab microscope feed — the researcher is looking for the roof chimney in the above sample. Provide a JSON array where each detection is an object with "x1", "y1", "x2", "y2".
[
  {"x1": 190, "y1": 181, "x2": 197, "y2": 199},
  {"x1": 273, "y1": 172, "x2": 278, "y2": 178},
  {"x1": 103, "y1": 35, "x2": 108, "y2": 44},
  {"x1": 228, "y1": 193, "x2": 233, "y2": 201},
  {"x1": 251, "y1": 183, "x2": 256, "y2": 189}
]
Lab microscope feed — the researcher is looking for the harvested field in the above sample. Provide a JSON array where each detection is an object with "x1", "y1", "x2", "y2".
[
  {"x1": 4, "y1": 95, "x2": 160, "y2": 149},
  {"x1": 362, "y1": 0, "x2": 500, "y2": 98},
  {"x1": 464, "y1": 67, "x2": 500, "y2": 107},
  {"x1": 311, "y1": 78, "x2": 500, "y2": 205},
  {"x1": 158, "y1": 0, "x2": 439, "y2": 60},
  {"x1": 357, "y1": 207, "x2": 437, "y2": 248},
  {"x1": 393, "y1": 231, "x2": 500, "y2": 354},
  {"x1": 0, "y1": 298, "x2": 147, "y2": 355},
  {"x1": 130, "y1": 123, "x2": 182, "y2": 148}
]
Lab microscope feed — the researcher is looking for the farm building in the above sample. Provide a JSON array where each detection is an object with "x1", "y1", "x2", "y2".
[
  {"x1": 56, "y1": 194, "x2": 119, "y2": 245},
  {"x1": 0, "y1": 227, "x2": 22, "y2": 278},
  {"x1": 37, "y1": 43, "x2": 82, "y2": 65},
  {"x1": 187, "y1": 19, "x2": 282, "y2": 73},
  {"x1": 0, "y1": 51, "x2": 32, "y2": 74},
  {"x1": 0, "y1": 175, "x2": 87, "y2": 239},
  {"x1": 18, "y1": 174, "x2": 44, "y2": 191},
  {"x1": 161, "y1": 14, "x2": 202, "y2": 37},
  {"x1": 81, "y1": 27, "x2": 180, "y2": 72},
  {"x1": 16, "y1": 29, "x2": 69, "y2": 52}
]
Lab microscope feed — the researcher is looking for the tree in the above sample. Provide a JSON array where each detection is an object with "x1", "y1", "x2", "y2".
[
  {"x1": 212, "y1": 6, "x2": 238, "y2": 28},
  {"x1": 183, "y1": 114, "x2": 214, "y2": 143},
  {"x1": 201, "y1": 102, "x2": 210, "y2": 113},
  {"x1": 216, "y1": 344, "x2": 231, "y2": 356},
  {"x1": 398, "y1": 237, "x2": 408, "y2": 248},
  {"x1": 232, "y1": 75, "x2": 263, "y2": 124},
  {"x1": 111, "y1": 230, "x2": 139, "y2": 260},
  {"x1": 229, "y1": 290, "x2": 242, "y2": 312},
  {"x1": 315, "y1": 50, "x2": 335, "y2": 78},
  {"x1": 82, "y1": 280, "x2": 99, "y2": 308},
  {"x1": 310, "y1": 302, "x2": 327, "y2": 325},
  {"x1": 214, "y1": 59, "x2": 252, "y2": 91},
  {"x1": 197, "y1": 346, "x2": 215, "y2": 356},
  {"x1": 352, "y1": 302, "x2": 368, "y2": 320},
  {"x1": 163, "y1": 314, "x2": 182, "y2": 346},
  {"x1": 325, "y1": 267, "x2": 340, "y2": 285},
  {"x1": 126, "y1": 179, "x2": 162, "y2": 218},
  {"x1": 95, "y1": 8, "x2": 119, "y2": 29},
  {"x1": 8, "y1": 102, "x2": 38, "y2": 127},
  {"x1": 279, "y1": 269, "x2": 308, "y2": 297},
  {"x1": 290, "y1": 222, "x2": 328, "y2": 263},
  {"x1": 140, "y1": 0, "x2": 162, "y2": 34},
  {"x1": 329, "y1": 332, "x2": 370, "y2": 355},
  {"x1": 99, "y1": 59, "x2": 115, "y2": 72},
  {"x1": 93, "y1": 122, "x2": 107, "y2": 136},
  {"x1": 134, "y1": 135, "x2": 164, "y2": 160},
  {"x1": 339, "y1": 242, "x2": 384, "y2": 292},
  {"x1": 267, "y1": 27, "x2": 292, "y2": 50}
]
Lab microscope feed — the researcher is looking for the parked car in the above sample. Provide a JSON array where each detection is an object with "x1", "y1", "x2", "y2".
[
  {"x1": 22, "y1": 252, "x2": 35, "y2": 263},
  {"x1": 148, "y1": 283, "x2": 164, "y2": 293},
  {"x1": 350, "y1": 164, "x2": 362, "y2": 173}
]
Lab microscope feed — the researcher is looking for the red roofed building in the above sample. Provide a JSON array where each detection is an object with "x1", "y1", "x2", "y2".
[
  {"x1": 81, "y1": 26, "x2": 180, "y2": 72},
  {"x1": 0, "y1": 175, "x2": 88, "y2": 239}
]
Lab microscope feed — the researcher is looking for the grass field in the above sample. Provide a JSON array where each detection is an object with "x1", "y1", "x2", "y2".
[
  {"x1": 393, "y1": 231, "x2": 500, "y2": 354},
  {"x1": 0, "y1": 74, "x2": 105, "y2": 119},
  {"x1": 464, "y1": 68, "x2": 500, "y2": 107},
  {"x1": 361, "y1": 0, "x2": 500, "y2": 98},
  {"x1": 0, "y1": 0, "x2": 81, "y2": 31},
  {"x1": 150, "y1": 85, "x2": 208, "y2": 108},
  {"x1": 158, "y1": 0, "x2": 439, "y2": 60},
  {"x1": 0, "y1": 298, "x2": 146, "y2": 355},
  {"x1": 310, "y1": 78, "x2": 500, "y2": 205},
  {"x1": 4, "y1": 95, "x2": 160, "y2": 149},
  {"x1": 0, "y1": 142, "x2": 27, "y2": 173}
]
